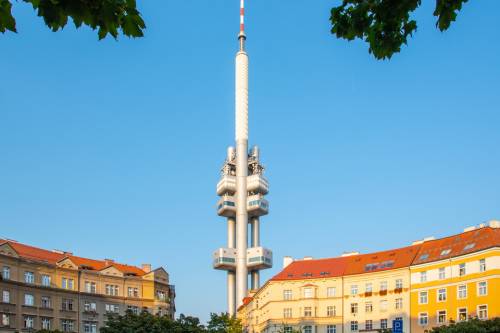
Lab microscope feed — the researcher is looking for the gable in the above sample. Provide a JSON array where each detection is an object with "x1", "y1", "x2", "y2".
[
  {"x1": 100, "y1": 266, "x2": 124, "y2": 277},
  {"x1": 56, "y1": 257, "x2": 79, "y2": 270},
  {"x1": 0, "y1": 243, "x2": 19, "y2": 258}
]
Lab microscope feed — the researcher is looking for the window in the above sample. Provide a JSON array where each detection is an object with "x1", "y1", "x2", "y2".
[
  {"x1": 106, "y1": 284, "x2": 119, "y2": 296},
  {"x1": 365, "y1": 302, "x2": 373, "y2": 313},
  {"x1": 419, "y1": 291, "x2": 428, "y2": 304},
  {"x1": 438, "y1": 268, "x2": 446, "y2": 280},
  {"x1": 350, "y1": 303, "x2": 358, "y2": 314},
  {"x1": 395, "y1": 279, "x2": 403, "y2": 289},
  {"x1": 62, "y1": 298, "x2": 73, "y2": 311},
  {"x1": 380, "y1": 319, "x2": 387, "y2": 330},
  {"x1": 128, "y1": 287, "x2": 139, "y2": 298},
  {"x1": 284, "y1": 327, "x2": 293, "y2": 333},
  {"x1": 365, "y1": 283, "x2": 372, "y2": 293},
  {"x1": 84, "y1": 301, "x2": 97, "y2": 312},
  {"x1": 304, "y1": 326, "x2": 312, "y2": 333},
  {"x1": 350, "y1": 321, "x2": 358, "y2": 332},
  {"x1": 440, "y1": 249, "x2": 451, "y2": 256},
  {"x1": 327, "y1": 287, "x2": 336, "y2": 297},
  {"x1": 395, "y1": 298, "x2": 403, "y2": 310},
  {"x1": 380, "y1": 281, "x2": 387, "y2": 291},
  {"x1": 85, "y1": 281, "x2": 97, "y2": 293},
  {"x1": 24, "y1": 294, "x2": 34, "y2": 306},
  {"x1": 457, "y1": 308, "x2": 467, "y2": 322},
  {"x1": 420, "y1": 271, "x2": 427, "y2": 283},
  {"x1": 2, "y1": 267, "x2": 10, "y2": 280},
  {"x1": 283, "y1": 308, "x2": 292, "y2": 318},
  {"x1": 457, "y1": 285, "x2": 467, "y2": 299},
  {"x1": 380, "y1": 299, "x2": 388, "y2": 312},
  {"x1": 84, "y1": 322, "x2": 98, "y2": 333},
  {"x1": 303, "y1": 288, "x2": 313, "y2": 299},
  {"x1": 24, "y1": 271, "x2": 35, "y2": 284},
  {"x1": 419, "y1": 254, "x2": 429, "y2": 261},
  {"x1": 61, "y1": 319, "x2": 74, "y2": 332},
  {"x1": 459, "y1": 263, "x2": 466, "y2": 276},
  {"x1": 437, "y1": 310, "x2": 446, "y2": 324},
  {"x1": 304, "y1": 307, "x2": 312, "y2": 317},
  {"x1": 283, "y1": 289, "x2": 292, "y2": 300},
  {"x1": 24, "y1": 315, "x2": 34, "y2": 328},
  {"x1": 62, "y1": 278, "x2": 74, "y2": 290},
  {"x1": 419, "y1": 313, "x2": 428, "y2": 326},
  {"x1": 463, "y1": 243, "x2": 475, "y2": 251},
  {"x1": 41, "y1": 274, "x2": 51, "y2": 287},
  {"x1": 327, "y1": 306, "x2": 335, "y2": 317},
  {"x1": 437, "y1": 288, "x2": 447, "y2": 302},
  {"x1": 479, "y1": 259, "x2": 486, "y2": 272},
  {"x1": 127, "y1": 305, "x2": 139, "y2": 314},
  {"x1": 105, "y1": 304, "x2": 119, "y2": 313},
  {"x1": 327, "y1": 325, "x2": 336, "y2": 333},
  {"x1": 2, "y1": 290, "x2": 10, "y2": 303},
  {"x1": 41, "y1": 317, "x2": 52, "y2": 330},
  {"x1": 478, "y1": 281, "x2": 487, "y2": 296},
  {"x1": 41, "y1": 296, "x2": 51, "y2": 308},
  {"x1": 157, "y1": 290, "x2": 167, "y2": 301},
  {"x1": 478, "y1": 305, "x2": 488, "y2": 320},
  {"x1": 365, "y1": 320, "x2": 373, "y2": 331},
  {"x1": 1, "y1": 314, "x2": 9, "y2": 326},
  {"x1": 351, "y1": 285, "x2": 358, "y2": 295}
]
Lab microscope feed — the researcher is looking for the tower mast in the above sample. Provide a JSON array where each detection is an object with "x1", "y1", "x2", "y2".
[{"x1": 213, "y1": 0, "x2": 272, "y2": 316}]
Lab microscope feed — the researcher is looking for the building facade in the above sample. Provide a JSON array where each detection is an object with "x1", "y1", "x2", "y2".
[
  {"x1": 0, "y1": 239, "x2": 175, "y2": 333},
  {"x1": 238, "y1": 222, "x2": 499, "y2": 333}
]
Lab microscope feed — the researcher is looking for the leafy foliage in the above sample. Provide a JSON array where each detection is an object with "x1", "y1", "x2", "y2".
[
  {"x1": 0, "y1": 0, "x2": 145, "y2": 39},
  {"x1": 425, "y1": 318, "x2": 500, "y2": 333},
  {"x1": 330, "y1": 0, "x2": 469, "y2": 59},
  {"x1": 98, "y1": 310, "x2": 242, "y2": 333}
]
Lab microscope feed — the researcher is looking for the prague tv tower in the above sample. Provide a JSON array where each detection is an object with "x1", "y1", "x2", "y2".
[{"x1": 213, "y1": 0, "x2": 273, "y2": 316}]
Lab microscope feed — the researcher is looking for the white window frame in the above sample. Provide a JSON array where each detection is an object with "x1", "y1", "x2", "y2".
[
  {"x1": 457, "y1": 308, "x2": 467, "y2": 322},
  {"x1": 327, "y1": 305, "x2": 335, "y2": 317},
  {"x1": 395, "y1": 298, "x2": 403, "y2": 310},
  {"x1": 459, "y1": 263, "x2": 466, "y2": 276},
  {"x1": 41, "y1": 274, "x2": 51, "y2": 287},
  {"x1": 479, "y1": 259, "x2": 486, "y2": 272},
  {"x1": 380, "y1": 319, "x2": 388, "y2": 330},
  {"x1": 438, "y1": 267, "x2": 446, "y2": 280},
  {"x1": 327, "y1": 287, "x2": 336, "y2": 297},
  {"x1": 327, "y1": 325, "x2": 336, "y2": 333},
  {"x1": 365, "y1": 320, "x2": 373, "y2": 331},
  {"x1": 437, "y1": 288, "x2": 447, "y2": 302},
  {"x1": 365, "y1": 302, "x2": 373, "y2": 313},
  {"x1": 350, "y1": 321, "x2": 358, "y2": 332},
  {"x1": 350, "y1": 303, "x2": 358, "y2": 314},
  {"x1": 303, "y1": 326, "x2": 312, "y2": 333},
  {"x1": 304, "y1": 306, "x2": 312, "y2": 317},
  {"x1": 303, "y1": 287, "x2": 313, "y2": 299},
  {"x1": 24, "y1": 294, "x2": 34, "y2": 306},
  {"x1": 477, "y1": 281, "x2": 487, "y2": 296},
  {"x1": 420, "y1": 271, "x2": 427, "y2": 283},
  {"x1": 24, "y1": 271, "x2": 35, "y2": 284},
  {"x1": 2, "y1": 267, "x2": 10, "y2": 280},
  {"x1": 418, "y1": 312, "x2": 428, "y2": 326},
  {"x1": 380, "y1": 281, "x2": 388, "y2": 291},
  {"x1": 477, "y1": 304, "x2": 488, "y2": 320},
  {"x1": 365, "y1": 283, "x2": 372, "y2": 293},
  {"x1": 351, "y1": 285, "x2": 358, "y2": 295},
  {"x1": 41, "y1": 317, "x2": 51, "y2": 330},
  {"x1": 419, "y1": 291, "x2": 428, "y2": 304},
  {"x1": 283, "y1": 289, "x2": 292, "y2": 300},
  {"x1": 283, "y1": 308, "x2": 292, "y2": 318},
  {"x1": 395, "y1": 279, "x2": 403, "y2": 289},
  {"x1": 437, "y1": 310, "x2": 447, "y2": 325},
  {"x1": 24, "y1": 315, "x2": 34, "y2": 328},
  {"x1": 380, "y1": 299, "x2": 388, "y2": 312},
  {"x1": 2, "y1": 290, "x2": 10, "y2": 303},
  {"x1": 457, "y1": 284, "x2": 467, "y2": 299}
]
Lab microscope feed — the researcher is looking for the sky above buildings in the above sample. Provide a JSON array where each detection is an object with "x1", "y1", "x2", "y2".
[{"x1": 1, "y1": 0, "x2": 499, "y2": 322}]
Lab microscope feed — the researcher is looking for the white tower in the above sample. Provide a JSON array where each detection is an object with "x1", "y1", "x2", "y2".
[{"x1": 213, "y1": 0, "x2": 273, "y2": 316}]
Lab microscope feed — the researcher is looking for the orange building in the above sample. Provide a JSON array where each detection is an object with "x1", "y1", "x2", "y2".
[{"x1": 0, "y1": 239, "x2": 175, "y2": 333}]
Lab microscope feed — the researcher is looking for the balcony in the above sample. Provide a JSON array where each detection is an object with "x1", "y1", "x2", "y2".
[
  {"x1": 246, "y1": 247, "x2": 273, "y2": 270},
  {"x1": 247, "y1": 195, "x2": 269, "y2": 217},
  {"x1": 247, "y1": 174, "x2": 269, "y2": 195},
  {"x1": 217, "y1": 175, "x2": 236, "y2": 196},
  {"x1": 213, "y1": 248, "x2": 237, "y2": 271},
  {"x1": 217, "y1": 195, "x2": 236, "y2": 217}
]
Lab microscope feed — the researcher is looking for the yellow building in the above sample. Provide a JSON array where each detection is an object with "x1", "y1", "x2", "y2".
[
  {"x1": 0, "y1": 239, "x2": 175, "y2": 333},
  {"x1": 410, "y1": 224, "x2": 500, "y2": 332},
  {"x1": 238, "y1": 222, "x2": 499, "y2": 333}
]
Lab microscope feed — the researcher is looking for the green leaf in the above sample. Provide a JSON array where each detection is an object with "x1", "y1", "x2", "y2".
[{"x1": 0, "y1": 0, "x2": 17, "y2": 33}]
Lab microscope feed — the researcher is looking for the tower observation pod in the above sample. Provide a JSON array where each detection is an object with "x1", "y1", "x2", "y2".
[{"x1": 212, "y1": 0, "x2": 273, "y2": 316}]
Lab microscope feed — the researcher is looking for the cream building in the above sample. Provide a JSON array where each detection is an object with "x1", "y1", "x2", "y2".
[{"x1": 238, "y1": 222, "x2": 499, "y2": 333}]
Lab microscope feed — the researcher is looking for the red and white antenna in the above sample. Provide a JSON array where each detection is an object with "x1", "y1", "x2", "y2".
[{"x1": 238, "y1": 0, "x2": 246, "y2": 50}]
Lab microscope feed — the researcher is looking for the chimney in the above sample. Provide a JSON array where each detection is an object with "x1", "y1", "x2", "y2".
[
  {"x1": 303, "y1": 256, "x2": 313, "y2": 261},
  {"x1": 104, "y1": 259, "x2": 114, "y2": 266},
  {"x1": 142, "y1": 264, "x2": 152, "y2": 273},
  {"x1": 489, "y1": 220, "x2": 500, "y2": 228},
  {"x1": 283, "y1": 256, "x2": 294, "y2": 268},
  {"x1": 341, "y1": 251, "x2": 359, "y2": 257}
]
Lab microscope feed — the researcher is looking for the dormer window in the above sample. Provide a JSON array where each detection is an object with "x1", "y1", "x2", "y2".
[{"x1": 440, "y1": 249, "x2": 451, "y2": 256}]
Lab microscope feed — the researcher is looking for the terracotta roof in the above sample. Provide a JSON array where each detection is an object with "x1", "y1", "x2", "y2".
[
  {"x1": 269, "y1": 226, "x2": 499, "y2": 281},
  {"x1": 271, "y1": 256, "x2": 349, "y2": 281},
  {"x1": 0, "y1": 239, "x2": 66, "y2": 264},
  {"x1": 0, "y1": 239, "x2": 147, "y2": 276},
  {"x1": 413, "y1": 226, "x2": 500, "y2": 265}
]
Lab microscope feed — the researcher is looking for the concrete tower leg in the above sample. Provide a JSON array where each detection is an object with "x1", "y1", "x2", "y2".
[
  {"x1": 227, "y1": 217, "x2": 236, "y2": 315},
  {"x1": 250, "y1": 217, "x2": 260, "y2": 289}
]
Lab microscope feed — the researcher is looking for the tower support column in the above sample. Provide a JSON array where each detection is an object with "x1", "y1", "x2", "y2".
[{"x1": 227, "y1": 217, "x2": 236, "y2": 315}]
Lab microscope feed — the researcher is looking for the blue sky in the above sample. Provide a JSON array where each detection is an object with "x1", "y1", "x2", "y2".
[{"x1": 1, "y1": 0, "x2": 499, "y2": 322}]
